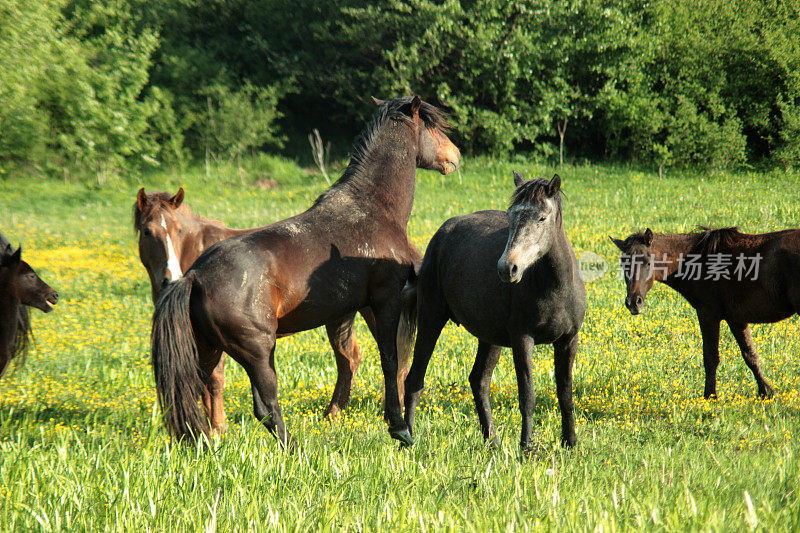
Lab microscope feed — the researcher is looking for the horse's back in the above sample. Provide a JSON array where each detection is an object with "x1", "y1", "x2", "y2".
[
  {"x1": 671, "y1": 229, "x2": 800, "y2": 322},
  {"x1": 186, "y1": 209, "x2": 408, "y2": 336},
  {"x1": 419, "y1": 211, "x2": 515, "y2": 345},
  {"x1": 422, "y1": 210, "x2": 510, "y2": 289}
]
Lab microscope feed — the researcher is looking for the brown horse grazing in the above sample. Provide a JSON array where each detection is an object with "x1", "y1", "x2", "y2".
[
  {"x1": 610, "y1": 226, "x2": 800, "y2": 399},
  {"x1": 134, "y1": 189, "x2": 421, "y2": 432},
  {"x1": 0, "y1": 233, "x2": 59, "y2": 378},
  {"x1": 151, "y1": 96, "x2": 460, "y2": 446},
  {"x1": 403, "y1": 173, "x2": 586, "y2": 449}
]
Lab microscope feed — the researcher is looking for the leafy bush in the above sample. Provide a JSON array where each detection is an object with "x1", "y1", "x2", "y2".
[
  {"x1": 2, "y1": 0, "x2": 800, "y2": 175},
  {"x1": 200, "y1": 83, "x2": 284, "y2": 171}
]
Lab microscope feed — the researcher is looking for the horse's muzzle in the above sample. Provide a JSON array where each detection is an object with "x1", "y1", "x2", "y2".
[
  {"x1": 497, "y1": 258, "x2": 522, "y2": 284},
  {"x1": 625, "y1": 295, "x2": 644, "y2": 315},
  {"x1": 40, "y1": 291, "x2": 58, "y2": 312}
]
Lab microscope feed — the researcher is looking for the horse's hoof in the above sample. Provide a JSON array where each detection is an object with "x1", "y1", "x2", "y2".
[
  {"x1": 391, "y1": 427, "x2": 414, "y2": 447},
  {"x1": 520, "y1": 444, "x2": 535, "y2": 458},
  {"x1": 760, "y1": 387, "x2": 775, "y2": 399}
]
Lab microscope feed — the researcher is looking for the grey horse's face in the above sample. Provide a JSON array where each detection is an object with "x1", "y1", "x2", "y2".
[{"x1": 497, "y1": 172, "x2": 561, "y2": 284}]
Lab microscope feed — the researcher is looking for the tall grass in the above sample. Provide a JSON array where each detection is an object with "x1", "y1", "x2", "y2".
[{"x1": 1, "y1": 157, "x2": 799, "y2": 530}]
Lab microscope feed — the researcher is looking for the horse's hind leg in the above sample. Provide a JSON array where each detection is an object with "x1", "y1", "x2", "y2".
[
  {"x1": 403, "y1": 301, "x2": 448, "y2": 437},
  {"x1": 554, "y1": 334, "x2": 578, "y2": 448},
  {"x1": 230, "y1": 332, "x2": 294, "y2": 448},
  {"x1": 324, "y1": 313, "x2": 362, "y2": 419},
  {"x1": 728, "y1": 321, "x2": 774, "y2": 398},
  {"x1": 199, "y1": 348, "x2": 226, "y2": 435},
  {"x1": 469, "y1": 342, "x2": 502, "y2": 447},
  {"x1": 698, "y1": 313, "x2": 721, "y2": 399}
]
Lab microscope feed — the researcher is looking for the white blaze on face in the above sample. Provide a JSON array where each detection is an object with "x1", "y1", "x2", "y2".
[
  {"x1": 161, "y1": 215, "x2": 183, "y2": 281},
  {"x1": 501, "y1": 199, "x2": 554, "y2": 270}
]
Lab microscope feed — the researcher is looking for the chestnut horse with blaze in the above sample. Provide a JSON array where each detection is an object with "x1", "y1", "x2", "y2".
[
  {"x1": 135, "y1": 188, "x2": 420, "y2": 433},
  {"x1": 151, "y1": 96, "x2": 460, "y2": 446}
]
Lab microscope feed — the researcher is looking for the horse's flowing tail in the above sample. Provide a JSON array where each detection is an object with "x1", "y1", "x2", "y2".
[
  {"x1": 396, "y1": 271, "x2": 418, "y2": 398},
  {"x1": 151, "y1": 273, "x2": 209, "y2": 441}
]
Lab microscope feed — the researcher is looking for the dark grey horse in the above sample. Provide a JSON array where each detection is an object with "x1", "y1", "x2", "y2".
[{"x1": 403, "y1": 172, "x2": 586, "y2": 449}]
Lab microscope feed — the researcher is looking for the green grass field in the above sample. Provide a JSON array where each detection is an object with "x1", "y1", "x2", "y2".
[{"x1": 2, "y1": 157, "x2": 800, "y2": 530}]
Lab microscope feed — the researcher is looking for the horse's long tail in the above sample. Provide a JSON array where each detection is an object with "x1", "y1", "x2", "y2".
[
  {"x1": 151, "y1": 273, "x2": 209, "y2": 441},
  {"x1": 396, "y1": 270, "x2": 418, "y2": 398}
]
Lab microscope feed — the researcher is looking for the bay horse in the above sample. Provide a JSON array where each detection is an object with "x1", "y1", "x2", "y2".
[
  {"x1": 403, "y1": 173, "x2": 586, "y2": 449},
  {"x1": 134, "y1": 188, "x2": 420, "y2": 432},
  {"x1": 0, "y1": 233, "x2": 59, "y2": 378},
  {"x1": 151, "y1": 96, "x2": 460, "y2": 446},
  {"x1": 611, "y1": 226, "x2": 800, "y2": 399}
]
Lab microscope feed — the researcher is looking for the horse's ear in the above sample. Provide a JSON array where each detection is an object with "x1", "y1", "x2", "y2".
[
  {"x1": 609, "y1": 236, "x2": 625, "y2": 251},
  {"x1": 371, "y1": 96, "x2": 385, "y2": 106},
  {"x1": 512, "y1": 171, "x2": 525, "y2": 188},
  {"x1": 644, "y1": 228, "x2": 654, "y2": 246},
  {"x1": 410, "y1": 96, "x2": 422, "y2": 120},
  {"x1": 170, "y1": 187, "x2": 184, "y2": 208},
  {"x1": 2, "y1": 246, "x2": 21, "y2": 268},
  {"x1": 547, "y1": 174, "x2": 561, "y2": 196},
  {"x1": 137, "y1": 188, "x2": 148, "y2": 211}
]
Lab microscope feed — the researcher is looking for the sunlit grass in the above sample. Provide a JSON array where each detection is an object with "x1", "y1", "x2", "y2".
[{"x1": 1, "y1": 159, "x2": 799, "y2": 530}]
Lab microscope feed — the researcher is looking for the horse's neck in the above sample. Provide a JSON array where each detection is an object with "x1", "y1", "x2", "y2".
[
  {"x1": 0, "y1": 297, "x2": 17, "y2": 354},
  {"x1": 319, "y1": 123, "x2": 417, "y2": 228},
  {"x1": 194, "y1": 217, "x2": 248, "y2": 246},
  {"x1": 651, "y1": 234, "x2": 699, "y2": 282},
  {"x1": 537, "y1": 224, "x2": 576, "y2": 284}
]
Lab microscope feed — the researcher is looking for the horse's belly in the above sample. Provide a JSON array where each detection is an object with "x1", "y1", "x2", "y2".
[
  {"x1": 719, "y1": 289, "x2": 794, "y2": 324},
  {"x1": 276, "y1": 293, "x2": 364, "y2": 334},
  {"x1": 458, "y1": 320, "x2": 512, "y2": 348}
]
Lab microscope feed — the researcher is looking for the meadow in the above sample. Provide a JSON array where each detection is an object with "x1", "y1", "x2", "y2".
[{"x1": 1, "y1": 156, "x2": 800, "y2": 530}]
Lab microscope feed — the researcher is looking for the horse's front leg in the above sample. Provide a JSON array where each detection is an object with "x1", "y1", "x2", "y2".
[
  {"x1": 0, "y1": 346, "x2": 11, "y2": 379},
  {"x1": 360, "y1": 306, "x2": 411, "y2": 410},
  {"x1": 324, "y1": 313, "x2": 361, "y2": 419},
  {"x1": 553, "y1": 334, "x2": 578, "y2": 448},
  {"x1": 511, "y1": 335, "x2": 536, "y2": 451},
  {"x1": 698, "y1": 312, "x2": 721, "y2": 399},
  {"x1": 370, "y1": 288, "x2": 412, "y2": 446}
]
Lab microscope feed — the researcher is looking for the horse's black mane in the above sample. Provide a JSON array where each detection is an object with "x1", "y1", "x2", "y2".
[
  {"x1": 509, "y1": 178, "x2": 563, "y2": 211},
  {"x1": 313, "y1": 96, "x2": 448, "y2": 206},
  {"x1": 692, "y1": 226, "x2": 742, "y2": 254},
  {"x1": 622, "y1": 226, "x2": 743, "y2": 254},
  {"x1": 0, "y1": 231, "x2": 31, "y2": 370}
]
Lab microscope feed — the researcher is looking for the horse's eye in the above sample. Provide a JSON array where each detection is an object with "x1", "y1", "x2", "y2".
[
  {"x1": 539, "y1": 216, "x2": 546, "y2": 222},
  {"x1": 143, "y1": 229, "x2": 152, "y2": 237}
]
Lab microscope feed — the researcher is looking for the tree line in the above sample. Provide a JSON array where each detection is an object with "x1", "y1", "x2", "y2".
[{"x1": 1, "y1": 0, "x2": 798, "y2": 180}]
